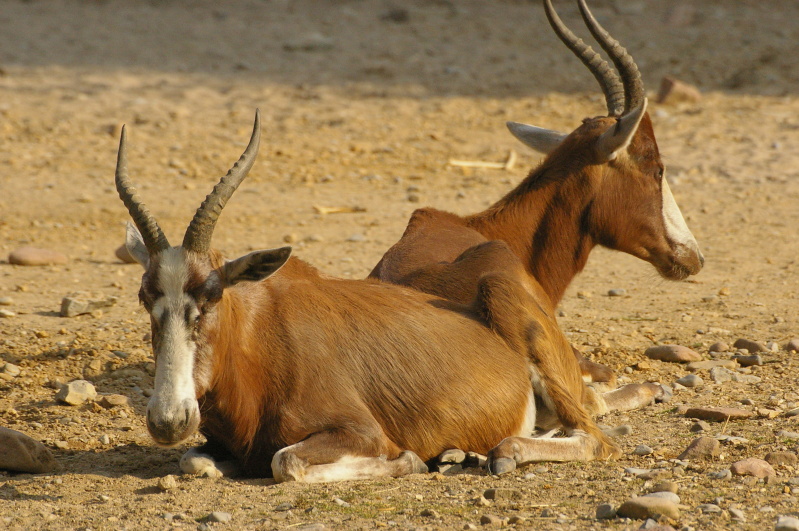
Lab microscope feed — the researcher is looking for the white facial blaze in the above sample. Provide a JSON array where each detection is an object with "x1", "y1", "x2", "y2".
[
  {"x1": 661, "y1": 177, "x2": 700, "y2": 254},
  {"x1": 148, "y1": 248, "x2": 199, "y2": 427}
]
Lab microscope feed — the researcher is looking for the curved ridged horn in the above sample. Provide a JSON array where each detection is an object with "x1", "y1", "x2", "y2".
[
  {"x1": 543, "y1": 0, "x2": 624, "y2": 117},
  {"x1": 577, "y1": 0, "x2": 645, "y2": 113},
  {"x1": 115, "y1": 125, "x2": 171, "y2": 254},
  {"x1": 182, "y1": 110, "x2": 261, "y2": 253}
]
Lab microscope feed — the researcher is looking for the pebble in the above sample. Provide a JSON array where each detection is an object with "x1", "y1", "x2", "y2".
[
  {"x1": 56, "y1": 379, "x2": 97, "y2": 405},
  {"x1": 0, "y1": 427, "x2": 61, "y2": 473},
  {"x1": 463, "y1": 525, "x2": 478, "y2": 531},
  {"x1": 275, "y1": 502, "x2": 294, "y2": 511},
  {"x1": 710, "y1": 366, "x2": 735, "y2": 383},
  {"x1": 676, "y1": 374, "x2": 703, "y2": 388},
  {"x1": 479, "y1": 514, "x2": 506, "y2": 526},
  {"x1": 595, "y1": 503, "x2": 616, "y2": 519},
  {"x1": 603, "y1": 424, "x2": 633, "y2": 437},
  {"x1": 697, "y1": 503, "x2": 722, "y2": 514},
  {"x1": 625, "y1": 467, "x2": 653, "y2": 476},
  {"x1": 633, "y1": 445, "x2": 654, "y2": 456},
  {"x1": 60, "y1": 294, "x2": 118, "y2": 317},
  {"x1": 98, "y1": 394, "x2": 129, "y2": 409},
  {"x1": 114, "y1": 244, "x2": 138, "y2": 264},
  {"x1": 733, "y1": 338, "x2": 766, "y2": 353},
  {"x1": 483, "y1": 488, "x2": 521, "y2": 501},
  {"x1": 684, "y1": 407, "x2": 753, "y2": 422},
  {"x1": 729, "y1": 507, "x2": 746, "y2": 521},
  {"x1": 8, "y1": 247, "x2": 68, "y2": 266},
  {"x1": 686, "y1": 359, "x2": 738, "y2": 371},
  {"x1": 332, "y1": 497, "x2": 349, "y2": 508},
  {"x1": 785, "y1": 339, "x2": 799, "y2": 352},
  {"x1": 207, "y1": 512, "x2": 232, "y2": 523},
  {"x1": 709, "y1": 469, "x2": 732, "y2": 480},
  {"x1": 644, "y1": 491, "x2": 680, "y2": 504},
  {"x1": 617, "y1": 497, "x2": 680, "y2": 520},
  {"x1": 730, "y1": 458, "x2": 776, "y2": 478},
  {"x1": 678, "y1": 437, "x2": 720, "y2": 460},
  {"x1": 439, "y1": 448, "x2": 466, "y2": 464},
  {"x1": 2, "y1": 363, "x2": 21, "y2": 377},
  {"x1": 777, "y1": 430, "x2": 799, "y2": 440},
  {"x1": 158, "y1": 475, "x2": 178, "y2": 491},
  {"x1": 765, "y1": 452, "x2": 798, "y2": 466},
  {"x1": 690, "y1": 421, "x2": 711, "y2": 433},
  {"x1": 0, "y1": 297, "x2": 13, "y2": 306},
  {"x1": 649, "y1": 480, "x2": 679, "y2": 494},
  {"x1": 776, "y1": 516, "x2": 799, "y2": 531},
  {"x1": 608, "y1": 288, "x2": 626, "y2": 297},
  {"x1": 507, "y1": 516, "x2": 526, "y2": 525},
  {"x1": 0, "y1": 309, "x2": 15, "y2": 318},
  {"x1": 644, "y1": 344, "x2": 702, "y2": 363},
  {"x1": 98, "y1": 434, "x2": 111, "y2": 445},
  {"x1": 708, "y1": 341, "x2": 729, "y2": 353}
]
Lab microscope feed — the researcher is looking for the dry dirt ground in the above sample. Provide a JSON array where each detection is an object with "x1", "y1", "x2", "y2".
[{"x1": 1, "y1": 1, "x2": 799, "y2": 529}]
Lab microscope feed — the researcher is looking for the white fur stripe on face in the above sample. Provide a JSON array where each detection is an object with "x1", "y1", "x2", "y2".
[
  {"x1": 661, "y1": 177, "x2": 699, "y2": 252},
  {"x1": 148, "y1": 248, "x2": 198, "y2": 425}
]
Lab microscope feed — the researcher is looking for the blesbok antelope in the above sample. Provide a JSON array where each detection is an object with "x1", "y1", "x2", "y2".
[
  {"x1": 115, "y1": 110, "x2": 619, "y2": 481},
  {"x1": 370, "y1": 0, "x2": 703, "y2": 391}
]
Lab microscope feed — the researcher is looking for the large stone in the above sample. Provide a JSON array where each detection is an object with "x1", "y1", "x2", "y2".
[
  {"x1": 678, "y1": 437, "x2": 721, "y2": 460},
  {"x1": 8, "y1": 247, "x2": 68, "y2": 266},
  {"x1": 776, "y1": 516, "x2": 799, "y2": 531},
  {"x1": 684, "y1": 407, "x2": 753, "y2": 422},
  {"x1": 730, "y1": 458, "x2": 775, "y2": 478},
  {"x1": 0, "y1": 427, "x2": 60, "y2": 473},
  {"x1": 731, "y1": 354, "x2": 763, "y2": 367},
  {"x1": 765, "y1": 452, "x2": 798, "y2": 466},
  {"x1": 56, "y1": 380, "x2": 97, "y2": 405},
  {"x1": 60, "y1": 293, "x2": 118, "y2": 317},
  {"x1": 644, "y1": 345, "x2": 702, "y2": 363},
  {"x1": 617, "y1": 497, "x2": 680, "y2": 520}
]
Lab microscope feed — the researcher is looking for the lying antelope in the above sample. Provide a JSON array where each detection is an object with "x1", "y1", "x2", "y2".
[
  {"x1": 370, "y1": 0, "x2": 703, "y2": 389},
  {"x1": 116, "y1": 111, "x2": 618, "y2": 481}
]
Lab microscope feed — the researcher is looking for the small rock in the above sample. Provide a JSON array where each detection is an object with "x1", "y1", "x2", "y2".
[
  {"x1": 644, "y1": 345, "x2": 702, "y2": 363},
  {"x1": 158, "y1": 475, "x2": 178, "y2": 491},
  {"x1": 710, "y1": 366, "x2": 735, "y2": 383},
  {"x1": 765, "y1": 452, "x2": 798, "y2": 466},
  {"x1": 60, "y1": 293, "x2": 118, "y2": 318},
  {"x1": 275, "y1": 502, "x2": 294, "y2": 511},
  {"x1": 9, "y1": 247, "x2": 68, "y2": 266},
  {"x1": 114, "y1": 245, "x2": 137, "y2": 264},
  {"x1": 0, "y1": 427, "x2": 61, "y2": 473},
  {"x1": 464, "y1": 452, "x2": 487, "y2": 468},
  {"x1": 346, "y1": 234, "x2": 365, "y2": 242},
  {"x1": 785, "y1": 339, "x2": 799, "y2": 352},
  {"x1": 479, "y1": 514, "x2": 505, "y2": 526},
  {"x1": 625, "y1": 467, "x2": 653, "y2": 476},
  {"x1": 55, "y1": 380, "x2": 97, "y2": 405},
  {"x1": 608, "y1": 289, "x2": 626, "y2": 297},
  {"x1": 656, "y1": 76, "x2": 702, "y2": 105},
  {"x1": 331, "y1": 497, "x2": 349, "y2": 508},
  {"x1": 507, "y1": 516, "x2": 526, "y2": 525},
  {"x1": 678, "y1": 437, "x2": 721, "y2": 460},
  {"x1": 439, "y1": 448, "x2": 466, "y2": 464},
  {"x1": 473, "y1": 496, "x2": 491, "y2": 507},
  {"x1": 733, "y1": 338, "x2": 766, "y2": 353},
  {"x1": 648, "y1": 480, "x2": 679, "y2": 494},
  {"x1": 208, "y1": 512, "x2": 232, "y2": 523},
  {"x1": 464, "y1": 525, "x2": 478, "y2": 531},
  {"x1": 617, "y1": 497, "x2": 680, "y2": 520},
  {"x1": 697, "y1": 503, "x2": 722, "y2": 514},
  {"x1": 776, "y1": 516, "x2": 799, "y2": 531},
  {"x1": 728, "y1": 507, "x2": 745, "y2": 521},
  {"x1": 730, "y1": 458, "x2": 776, "y2": 478},
  {"x1": 420, "y1": 508, "x2": 439, "y2": 518},
  {"x1": 633, "y1": 445, "x2": 654, "y2": 456},
  {"x1": 283, "y1": 33, "x2": 333, "y2": 52},
  {"x1": 708, "y1": 341, "x2": 729, "y2": 353},
  {"x1": 98, "y1": 434, "x2": 111, "y2": 445},
  {"x1": 676, "y1": 374, "x2": 703, "y2": 388},
  {"x1": 603, "y1": 424, "x2": 633, "y2": 437},
  {"x1": 685, "y1": 407, "x2": 753, "y2": 422},
  {"x1": 777, "y1": 430, "x2": 799, "y2": 440},
  {"x1": 644, "y1": 491, "x2": 680, "y2": 504},
  {"x1": 0, "y1": 309, "x2": 15, "y2": 318},
  {"x1": 483, "y1": 488, "x2": 521, "y2": 501},
  {"x1": 2, "y1": 363, "x2": 21, "y2": 377},
  {"x1": 98, "y1": 394, "x2": 129, "y2": 409},
  {"x1": 686, "y1": 360, "x2": 738, "y2": 371},
  {"x1": 596, "y1": 503, "x2": 616, "y2": 519},
  {"x1": 709, "y1": 468, "x2": 732, "y2": 480},
  {"x1": 0, "y1": 297, "x2": 13, "y2": 306}
]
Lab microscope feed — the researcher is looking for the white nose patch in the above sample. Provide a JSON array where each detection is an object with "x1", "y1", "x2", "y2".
[{"x1": 661, "y1": 177, "x2": 700, "y2": 254}]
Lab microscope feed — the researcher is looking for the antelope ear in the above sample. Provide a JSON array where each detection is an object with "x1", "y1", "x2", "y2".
[
  {"x1": 595, "y1": 99, "x2": 648, "y2": 161},
  {"x1": 222, "y1": 246, "x2": 292, "y2": 286},
  {"x1": 125, "y1": 222, "x2": 150, "y2": 268},
  {"x1": 506, "y1": 121, "x2": 567, "y2": 154}
]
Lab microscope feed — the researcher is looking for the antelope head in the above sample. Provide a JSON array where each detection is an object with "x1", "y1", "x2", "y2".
[
  {"x1": 115, "y1": 111, "x2": 291, "y2": 446},
  {"x1": 508, "y1": 0, "x2": 703, "y2": 280}
]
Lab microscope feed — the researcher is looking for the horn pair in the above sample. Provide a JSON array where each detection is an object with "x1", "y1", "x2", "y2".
[
  {"x1": 115, "y1": 110, "x2": 261, "y2": 255},
  {"x1": 544, "y1": 0, "x2": 645, "y2": 116}
]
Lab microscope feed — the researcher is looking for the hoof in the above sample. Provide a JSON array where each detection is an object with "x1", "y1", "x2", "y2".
[
  {"x1": 399, "y1": 450, "x2": 429, "y2": 475},
  {"x1": 487, "y1": 457, "x2": 516, "y2": 476}
]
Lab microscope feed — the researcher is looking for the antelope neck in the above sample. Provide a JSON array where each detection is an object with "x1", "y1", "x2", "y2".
[{"x1": 467, "y1": 174, "x2": 596, "y2": 307}]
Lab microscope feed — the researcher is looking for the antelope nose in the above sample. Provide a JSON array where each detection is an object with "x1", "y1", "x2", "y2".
[{"x1": 146, "y1": 399, "x2": 200, "y2": 446}]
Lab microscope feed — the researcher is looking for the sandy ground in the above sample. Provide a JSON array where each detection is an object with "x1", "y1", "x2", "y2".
[{"x1": 1, "y1": 0, "x2": 799, "y2": 529}]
